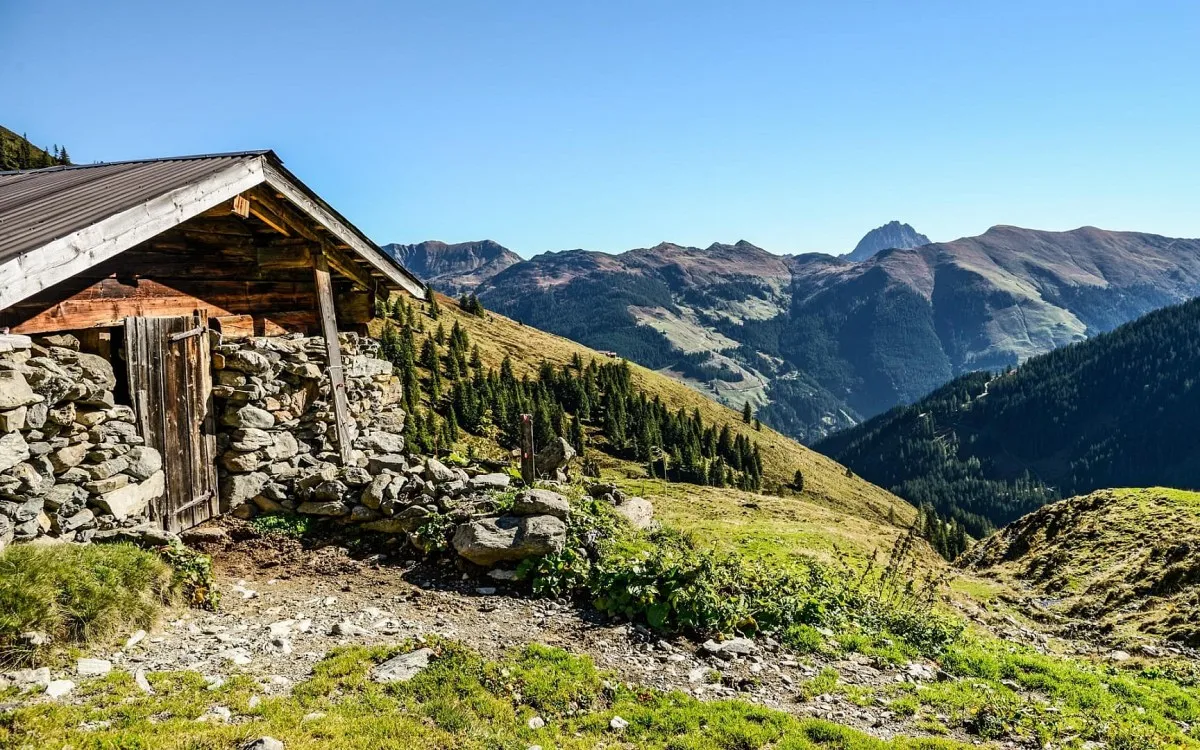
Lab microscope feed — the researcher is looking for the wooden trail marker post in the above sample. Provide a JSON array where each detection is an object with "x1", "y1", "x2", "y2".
[{"x1": 520, "y1": 413, "x2": 536, "y2": 485}]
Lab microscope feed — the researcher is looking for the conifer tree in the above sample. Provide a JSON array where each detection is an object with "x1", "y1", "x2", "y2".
[{"x1": 742, "y1": 401, "x2": 752, "y2": 423}]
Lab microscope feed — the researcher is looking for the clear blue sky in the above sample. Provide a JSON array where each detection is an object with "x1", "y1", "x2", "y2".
[{"x1": 4, "y1": 1, "x2": 1198, "y2": 256}]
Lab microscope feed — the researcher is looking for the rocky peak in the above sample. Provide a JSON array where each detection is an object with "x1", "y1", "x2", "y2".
[{"x1": 844, "y1": 221, "x2": 931, "y2": 262}]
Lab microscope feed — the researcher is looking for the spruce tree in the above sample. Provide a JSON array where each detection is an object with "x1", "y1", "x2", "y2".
[{"x1": 742, "y1": 401, "x2": 752, "y2": 424}]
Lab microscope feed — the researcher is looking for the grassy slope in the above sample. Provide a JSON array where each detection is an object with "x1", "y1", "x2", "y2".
[
  {"x1": 965, "y1": 487, "x2": 1200, "y2": 646},
  {"x1": 424, "y1": 295, "x2": 917, "y2": 530}
]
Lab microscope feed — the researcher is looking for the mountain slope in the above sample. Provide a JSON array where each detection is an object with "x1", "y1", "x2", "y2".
[
  {"x1": 843, "y1": 221, "x2": 930, "y2": 262},
  {"x1": 381, "y1": 240, "x2": 521, "y2": 296},
  {"x1": 965, "y1": 488, "x2": 1200, "y2": 646},
  {"x1": 470, "y1": 225, "x2": 1200, "y2": 442},
  {"x1": 414, "y1": 294, "x2": 917, "y2": 529},
  {"x1": 816, "y1": 296, "x2": 1200, "y2": 535},
  {"x1": 0, "y1": 126, "x2": 69, "y2": 171}
]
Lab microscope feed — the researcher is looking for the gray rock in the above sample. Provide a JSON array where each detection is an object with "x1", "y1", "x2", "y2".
[
  {"x1": 242, "y1": 738, "x2": 285, "y2": 750},
  {"x1": 360, "y1": 474, "x2": 392, "y2": 510},
  {"x1": 230, "y1": 428, "x2": 274, "y2": 451},
  {"x1": 512, "y1": 489, "x2": 570, "y2": 519},
  {"x1": 368, "y1": 454, "x2": 408, "y2": 474},
  {"x1": 49, "y1": 442, "x2": 91, "y2": 473},
  {"x1": 0, "y1": 371, "x2": 41, "y2": 410},
  {"x1": 225, "y1": 406, "x2": 275, "y2": 430},
  {"x1": 613, "y1": 497, "x2": 655, "y2": 530},
  {"x1": 267, "y1": 432, "x2": 299, "y2": 461},
  {"x1": 0, "y1": 431, "x2": 30, "y2": 473},
  {"x1": 470, "y1": 473, "x2": 511, "y2": 491},
  {"x1": 0, "y1": 405, "x2": 28, "y2": 432},
  {"x1": 221, "y1": 472, "x2": 269, "y2": 510},
  {"x1": 93, "y1": 471, "x2": 164, "y2": 520},
  {"x1": 76, "y1": 353, "x2": 117, "y2": 389},
  {"x1": 297, "y1": 500, "x2": 351, "y2": 516},
  {"x1": 58, "y1": 508, "x2": 97, "y2": 534},
  {"x1": 535, "y1": 437, "x2": 576, "y2": 475},
  {"x1": 124, "y1": 446, "x2": 162, "y2": 481},
  {"x1": 359, "y1": 431, "x2": 405, "y2": 455},
  {"x1": 424, "y1": 457, "x2": 458, "y2": 484},
  {"x1": 451, "y1": 514, "x2": 567, "y2": 566},
  {"x1": 701, "y1": 637, "x2": 755, "y2": 659},
  {"x1": 371, "y1": 647, "x2": 434, "y2": 683}
]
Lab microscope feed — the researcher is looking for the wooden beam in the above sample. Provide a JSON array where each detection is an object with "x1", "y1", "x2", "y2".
[
  {"x1": 262, "y1": 161, "x2": 426, "y2": 300},
  {"x1": 313, "y1": 254, "x2": 355, "y2": 465},
  {"x1": 0, "y1": 156, "x2": 267, "y2": 310},
  {"x1": 322, "y1": 244, "x2": 374, "y2": 291}
]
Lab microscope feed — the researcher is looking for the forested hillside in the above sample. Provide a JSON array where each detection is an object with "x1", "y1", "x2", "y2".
[
  {"x1": 0, "y1": 126, "x2": 70, "y2": 170},
  {"x1": 817, "y1": 297, "x2": 1200, "y2": 537}
]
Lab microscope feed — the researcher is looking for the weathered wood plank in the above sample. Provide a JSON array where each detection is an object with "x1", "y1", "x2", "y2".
[{"x1": 313, "y1": 254, "x2": 354, "y2": 465}]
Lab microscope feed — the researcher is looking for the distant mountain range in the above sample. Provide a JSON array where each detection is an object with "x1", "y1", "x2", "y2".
[
  {"x1": 384, "y1": 223, "x2": 1200, "y2": 442},
  {"x1": 843, "y1": 221, "x2": 930, "y2": 262},
  {"x1": 380, "y1": 240, "x2": 521, "y2": 296},
  {"x1": 817, "y1": 296, "x2": 1200, "y2": 536}
]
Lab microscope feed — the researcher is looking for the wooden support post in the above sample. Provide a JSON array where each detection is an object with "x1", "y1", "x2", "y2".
[
  {"x1": 313, "y1": 253, "x2": 355, "y2": 466},
  {"x1": 520, "y1": 413, "x2": 536, "y2": 485}
]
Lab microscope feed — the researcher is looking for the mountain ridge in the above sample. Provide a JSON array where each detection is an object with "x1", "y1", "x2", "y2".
[{"x1": 385, "y1": 223, "x2": 1200, "y2": 443}]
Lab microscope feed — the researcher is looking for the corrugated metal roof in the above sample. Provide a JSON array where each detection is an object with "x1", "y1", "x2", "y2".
[
  {"x1": 0, "y1": 150, "x2": 425, "y2": 301},
  {"x1": 0, "y1": 152, "x2": 268, "y2": 263}
]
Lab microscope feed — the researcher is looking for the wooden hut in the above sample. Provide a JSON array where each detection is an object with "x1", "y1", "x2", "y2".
[{"x1": 0, "y1": 151, "x2": 424, "y2": 531}]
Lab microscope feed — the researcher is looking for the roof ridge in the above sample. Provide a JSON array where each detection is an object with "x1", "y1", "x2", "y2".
[{"x1": 0, "y1": 150, "x2": 274, "y2": 177}]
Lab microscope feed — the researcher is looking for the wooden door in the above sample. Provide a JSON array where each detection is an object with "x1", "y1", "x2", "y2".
[{"x1": 125, "y1": 312, "x2": 219, "y2": 532}]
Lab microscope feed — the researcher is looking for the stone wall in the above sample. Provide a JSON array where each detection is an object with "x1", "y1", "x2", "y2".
[{"x1": 0, "y1": 334, "x2": 164, "y2": 551}]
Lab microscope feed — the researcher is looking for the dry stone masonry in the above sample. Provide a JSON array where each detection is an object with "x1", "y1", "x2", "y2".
[
  {"x1": 0, "y1": 333, "x2": 165, "y2": 551},
  {"x1": 211, "y1": 332, "x2": 570, "y2": 568}
]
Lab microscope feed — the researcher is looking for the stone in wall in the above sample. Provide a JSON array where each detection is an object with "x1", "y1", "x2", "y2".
[{"x1": 0, "y1": 334, "x2": 164, "y2": 548}]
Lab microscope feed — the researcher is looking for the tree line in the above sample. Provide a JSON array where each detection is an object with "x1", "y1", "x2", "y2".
[
  {"x1": 375, "y1": 295, "x2": 763, "y2": 491},
  {"x1": 1, "y1": 130, "x2": 71, "y2": 171}
]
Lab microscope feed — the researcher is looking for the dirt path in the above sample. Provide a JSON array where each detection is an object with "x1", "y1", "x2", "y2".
[{"x1": 82, "y1": 521, "x2": 960, "y2": 741}]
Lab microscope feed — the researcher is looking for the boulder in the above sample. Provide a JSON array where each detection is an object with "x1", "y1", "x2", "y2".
[
  {"x1": 360, "y1": 474, "x2": 392, "y2": 510},
  {"x1": 0, "y1": 432, "x2": 30, "y2": 473},
  {"x1": 241, "y1": 739, "x2": 285, "y2": 750},
  {"x1": 613, "y1": 497, "x2": 656, "y2": 530},
  {"x1": 535, "y1": 437, "x2": 576, "y2": 476},
  {"x1": 0, "y1": 371, "x2": 41, "y2": 410},
  {"x1": 93, "y1": 471, "x2": 164, "y2": 520},
  {"x1": 511, "y1": 489, "x2": 570, "y2": 519},
  {"x1": 424, "y1": 457, "x2": 458, "y2": 484},
  {"x1": 452, "y1": 514, "x2": 567, "y2": 566},
  {"x1": 371, "y1": 647, "x2": 434, "y2": 683},
  {"x1": 230, "y1": 428, "x2": 274, "y2": 451}
]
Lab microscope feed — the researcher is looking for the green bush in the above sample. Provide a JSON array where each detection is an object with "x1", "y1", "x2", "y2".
[
  {"x1": 250, "y1": 512, "x2": 319, "y2": 539},
  {"x1": 0, "y1": 543, "x2": 173, "y2": 666}
]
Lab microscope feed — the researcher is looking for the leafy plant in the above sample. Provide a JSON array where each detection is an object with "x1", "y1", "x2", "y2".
[
  {"x1": 413, "y1": 513, "x2": 457, "y2": 554},
  {"x1": 158, "y1": 540, "x2": 220, "y2": 611}
]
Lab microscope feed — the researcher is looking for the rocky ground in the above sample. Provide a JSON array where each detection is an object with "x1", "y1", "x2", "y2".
[{"x1": 1, "y1": 519, "x2": 978, "y2": 744}]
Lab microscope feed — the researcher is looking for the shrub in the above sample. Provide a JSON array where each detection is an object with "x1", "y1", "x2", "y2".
[
  {"x1": 0, "y1": 543, "x2": 174, "y2": 666},
  {"x1": 523, "y1": 502, "x2": 961, "y2": 656}
]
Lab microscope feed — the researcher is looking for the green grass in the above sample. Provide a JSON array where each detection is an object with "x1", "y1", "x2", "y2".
[
  {"x1": 967, "y1": 487, "x2": 1200, "y2": 645},
  {"x1": 0, "y1": 639, "x2": 974, "y2": 749},
  {"x1": 0, "y1": 543, "x2": 173, "y2": 667}
]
